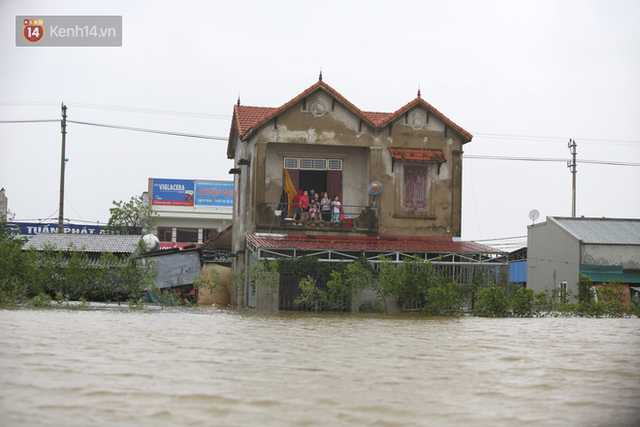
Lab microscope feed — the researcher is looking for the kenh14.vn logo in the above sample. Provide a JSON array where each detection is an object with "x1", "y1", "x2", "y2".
[{"x1": 23, "y1": 19, "x2": 44, "y2": 43}]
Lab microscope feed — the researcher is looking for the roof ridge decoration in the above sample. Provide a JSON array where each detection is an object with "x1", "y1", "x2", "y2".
[{"x1": 232, "y1": 79, "x2": 472, "y2": 141}]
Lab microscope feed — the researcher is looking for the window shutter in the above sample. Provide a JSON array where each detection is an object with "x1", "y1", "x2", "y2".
[
  {"x1": 327, "y1": 170, "x2": 342, "y2": 199},
  {"x1": 404, "y1": 165, "x2": 428, "y2": 211}
]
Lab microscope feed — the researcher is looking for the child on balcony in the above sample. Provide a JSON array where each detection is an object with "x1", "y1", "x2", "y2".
[
  {"x1": 331, "y1": 195, "x2": 341, "y2": 222},
  {"x1": 309, "y1": 193, "x2": 320, "y2": 221}
]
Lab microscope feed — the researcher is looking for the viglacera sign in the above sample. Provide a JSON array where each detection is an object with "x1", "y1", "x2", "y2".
[{"x1": 151, "y1": 179, "x2": 233, "y2": 207}]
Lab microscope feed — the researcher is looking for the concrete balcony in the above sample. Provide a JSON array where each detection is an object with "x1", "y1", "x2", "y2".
[{"x1": 254, "y1": 203, "x2": 378, "y2": 235}]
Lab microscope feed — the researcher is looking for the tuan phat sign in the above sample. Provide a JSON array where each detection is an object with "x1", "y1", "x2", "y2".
[
  {"x1": 151, "y1": 179, "x2": 233, "y2": 208},
  {"x1": 11, "y1": 222, "x2": 105, "y2": 238}
]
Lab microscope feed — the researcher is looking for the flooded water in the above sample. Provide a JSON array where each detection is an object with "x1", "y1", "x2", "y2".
[{"x1": 1, "y1": 307, "x2": 639, "y2": 427}]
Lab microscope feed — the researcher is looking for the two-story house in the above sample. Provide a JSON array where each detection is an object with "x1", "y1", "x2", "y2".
[{"x1": 226, "y1": 76, "x2": 503, "y2": 309}]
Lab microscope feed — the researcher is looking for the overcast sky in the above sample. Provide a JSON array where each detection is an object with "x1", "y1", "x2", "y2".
[{"x1": 1, "y1": 0, "x2": 639, "y2": 249}]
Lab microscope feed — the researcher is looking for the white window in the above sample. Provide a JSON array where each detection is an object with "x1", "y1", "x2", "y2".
[
  {"x1": 284, "y1": 158, "x2": 298, "y2": 169},
  {"x1": 284, "y1": 157, "x2": 342, "y2": 171}
]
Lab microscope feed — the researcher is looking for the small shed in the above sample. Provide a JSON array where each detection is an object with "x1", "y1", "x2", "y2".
[{"x1": 527, "y1": 217, "x2": 640, "y2": 301}]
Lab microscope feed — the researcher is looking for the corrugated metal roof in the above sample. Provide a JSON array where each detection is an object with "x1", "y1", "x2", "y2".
[
  {"x1": 23, "y1": 233, "x2": 142, "y2": 253},
  {"x1": 553, "y1": 217, "x2": 640, "y2": 245},
  {"x1": 246, "y1": 234, "x2": 502, "y2": 254}
]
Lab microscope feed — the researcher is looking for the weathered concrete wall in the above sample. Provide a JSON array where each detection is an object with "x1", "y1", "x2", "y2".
[
  {"x1": 582, "y1": 244, "x2": 640, "y2": 270},
  {"x1": 247, "y1": 91, "x2": 465, "y2": 238},
  {"x1": 198, "y1": 263, "x2": 231, "y2": 306}
]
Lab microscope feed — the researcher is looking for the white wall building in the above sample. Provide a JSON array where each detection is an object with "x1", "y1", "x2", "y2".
[
  {"x1": 146, "y1": 178, "x2": 233, "y2": 249},
  {"x1": 527, "y1": 216, "x2": 640, "y2": 301}
]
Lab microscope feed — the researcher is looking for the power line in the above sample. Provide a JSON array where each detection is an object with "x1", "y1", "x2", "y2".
[
  {"x1": 473, "y1": 132, "x2": 640, "y2": 146},
  {"x1": 65, "y1": 102, "x2": 232, "y2": 120},
  {"x1": 0, "y1": 100, "x2": 232, "y2": 120},
  {"x1": 472, "y1": 235, "x2": 527, "y2": 242},
  {"x1": 0, "y1": 119, "x2": 59, "y2": 124},
  {"x1": 464, "y1": 154, "x2": 640, "y2": 167},
  {"x1": 3, "y1": 118, "x2": 639, "y2": 165},
  {"x1": 66, "y1": 120, "x2": 228, "y2": 141}
]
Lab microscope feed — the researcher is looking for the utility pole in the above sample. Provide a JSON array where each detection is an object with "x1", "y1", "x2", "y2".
[
  {"x1": 567, "y1": 139, "x2": 577, "y2": 218},
  {"x1": 58, "y1": 103, "x2": 67, "y2": 233}
]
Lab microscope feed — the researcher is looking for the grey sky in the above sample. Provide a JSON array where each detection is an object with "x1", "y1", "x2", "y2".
[{"x1": 1, "y1": 0, "x2": 639, "y2": 250}]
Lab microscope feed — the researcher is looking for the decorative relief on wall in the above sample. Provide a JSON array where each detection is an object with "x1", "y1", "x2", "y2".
[{"x1": 311, "y1": 100, "x2": 327, "y2": 118}]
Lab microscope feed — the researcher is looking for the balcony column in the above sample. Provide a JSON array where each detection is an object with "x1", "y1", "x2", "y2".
[
  {"x1": 369, "y1": 146, "x2": 382, "y2": 202},
  {"x1": 255, "y1": 142, "x2": 267, "y2": 205}
]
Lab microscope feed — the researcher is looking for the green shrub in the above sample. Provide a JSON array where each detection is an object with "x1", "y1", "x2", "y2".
[
  {"x1": 474, "y1": 285, "x2": 509, "y2": 317},
  {"x1": 422, "y1": 281, "x2": 464, "y2": 316},
  {"x1": 510, "y1": 286, "x2": 536, "y2": 317}
]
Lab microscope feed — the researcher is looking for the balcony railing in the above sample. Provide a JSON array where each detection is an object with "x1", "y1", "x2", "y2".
[{"x1": 255, "y1": 202, "x2": 378, "y2": 234}]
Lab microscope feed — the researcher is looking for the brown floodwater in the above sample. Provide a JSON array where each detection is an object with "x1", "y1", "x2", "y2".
[{"x1": 1, "y1": 307, "x2": 639, "y2": 426}]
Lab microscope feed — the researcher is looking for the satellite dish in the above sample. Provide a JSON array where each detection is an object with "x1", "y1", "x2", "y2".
[
  {"x1": 368, "y1": 181, "x2": 383, "y2": 195},
  {"x1": 529, "y1": 209, "x2": 540, "y2": 224}
]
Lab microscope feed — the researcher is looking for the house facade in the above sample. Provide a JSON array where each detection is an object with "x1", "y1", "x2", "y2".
[
  {"x1": 229, "y1": 79, "x2": 471, "y2": 249},
  {"x1": 226, "y1": 77, "x2": 502, "y2": 309}
]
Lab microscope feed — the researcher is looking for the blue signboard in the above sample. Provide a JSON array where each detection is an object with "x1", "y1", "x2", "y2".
[
  {"x1": 151, "y1": 178, "x2": 233, "y2": 208},
  {"x1": 10, "y1": 222, "x2": 105, "y2": 238},
  {"x1": 194, "y1": 181, "x2": 234, "y2": 207},
  {"x1": 152, "y1": 178, "x2": 195, "y2": 206}
]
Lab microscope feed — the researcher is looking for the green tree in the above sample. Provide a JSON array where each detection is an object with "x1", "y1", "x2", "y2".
[{"x1": 106, "y1": 195, "x2": 158, "y2": 235}]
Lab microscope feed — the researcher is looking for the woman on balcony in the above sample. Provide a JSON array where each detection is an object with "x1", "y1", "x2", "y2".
[
  {"x1": 320, "y1": 192, "x2": 331, "y2": 221},
  {"x1": 300, "y1": 190, "x2": 310, "y2": 222},
  {"x1": 292, "y1": 189, "x2": 303, "y2": 221}
]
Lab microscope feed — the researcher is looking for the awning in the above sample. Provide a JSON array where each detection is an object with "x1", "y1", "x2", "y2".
[
  {"x1": 389, "y1": 147, "x2": 446, "y2": 163},
  {"x1": 246, "y1": 233, "x2": 505, "y2": 265}
]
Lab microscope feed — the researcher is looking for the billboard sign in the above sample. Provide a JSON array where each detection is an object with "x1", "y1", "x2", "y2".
[
  {"x1": 194, "y1": 180, "x2": 233, "y2": 207},
  {"x1": 151, "y1": 179, "x2": 232, "y2": 208},
  {"x1": 151, "y1": 178, "x2": 195, "y2": 206}
]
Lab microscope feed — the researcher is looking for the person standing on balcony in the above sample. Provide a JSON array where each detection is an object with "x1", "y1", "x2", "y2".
[
  {"x1": 321, "y1": 192, "x2": 331, "y2": 221},
  {"x1": 292, "y1": 189, "x2": 303, "y2": 221},
  {"x1": 331, "y1": 195, "x2": 341, "y2": 223},
  {"x1": 310, "y1": 193, "x2": 320, "y2": 221},
  {"x1": 300, "y1": 190, "x2": 310, "y2": 222}
]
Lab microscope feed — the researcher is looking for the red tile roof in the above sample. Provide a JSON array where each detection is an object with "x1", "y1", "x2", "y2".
[
  {"x1": 232, "y1": 80, "x2": 473, "y2": 141},
  {"x1": 234, "y1": 105, "x2": 277, "y2": 136},
  {"x1": 246, "y1": 234, "x2": 502, "y2": 254},
  {"x1": 389, "y1": 148, "x2": 447, "y2": 163}
]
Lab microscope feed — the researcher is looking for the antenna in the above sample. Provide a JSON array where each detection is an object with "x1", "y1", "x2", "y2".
[{"x1": 529, "y1": 209, "x2": 540, "y2": 225}]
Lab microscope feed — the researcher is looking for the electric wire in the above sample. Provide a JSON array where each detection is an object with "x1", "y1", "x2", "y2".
[
  {"x1": 463, "y1": 155, "x2": 640, "y2": 167},
  {"x1": 0, "y1": 119, "x2": 59, "y2": 124},
  {"x1": 65, "y1": 102, "x2": 231, "y2": 120},
  {"x1": 3, "y1": 118, "x2": 637, "y2": 166},
  {"x1": 473, "y1": 132, "x2": 640, "y2": 146},
  {"x1": 66, "y1": 120, "x2": 228, "y2": 141}
]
